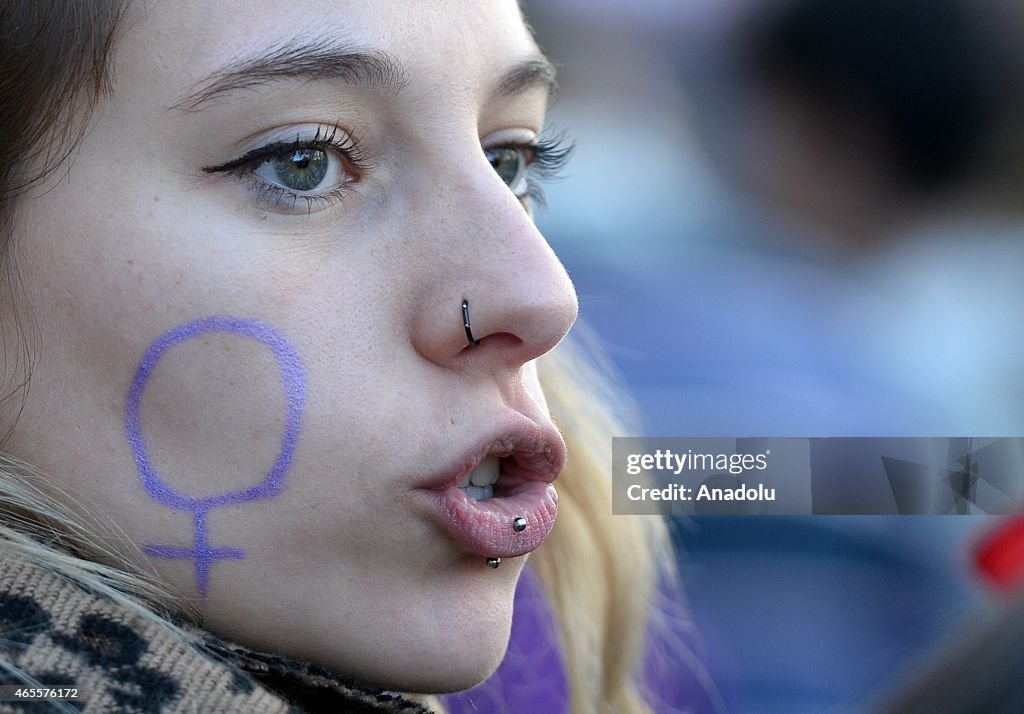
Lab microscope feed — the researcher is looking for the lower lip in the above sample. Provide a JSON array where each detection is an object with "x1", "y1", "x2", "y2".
[{"x1": 423, "y1": 480, "x2": 558, "y2": 558}]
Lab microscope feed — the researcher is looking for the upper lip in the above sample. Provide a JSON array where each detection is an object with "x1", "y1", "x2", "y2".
[{"x1": 419, "y1": 417, "x2": 567, "y2": 492}]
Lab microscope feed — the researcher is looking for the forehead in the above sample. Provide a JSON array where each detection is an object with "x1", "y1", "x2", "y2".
[{"x1": 125, "y1": 0, "x2": 540, "y2": 106}]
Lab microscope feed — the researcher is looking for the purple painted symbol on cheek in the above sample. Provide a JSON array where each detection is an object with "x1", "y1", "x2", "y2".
[{"x1": 124, "y1": 316, "x2": 306, "y2": 597}]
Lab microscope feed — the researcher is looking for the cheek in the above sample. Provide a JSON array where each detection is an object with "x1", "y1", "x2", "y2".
[
  {"x1": 125, "y1": 317, "x2": 306, "y2": 595},
  {"x1": 523, "y1": 361, "x2": 549, "y2": 412},
  {"x1": 133, "y1": 324, "x2": 297, "y2": 498}
]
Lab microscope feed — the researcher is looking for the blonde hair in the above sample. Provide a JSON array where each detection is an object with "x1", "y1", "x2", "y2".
[{"x1": 533, "y1": 330, "x2": 679, "y2": 714}]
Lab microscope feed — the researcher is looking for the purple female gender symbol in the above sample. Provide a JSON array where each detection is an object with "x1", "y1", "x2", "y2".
[{"x1": 124, "y1": 316, "x2": 306, "y2": 596}]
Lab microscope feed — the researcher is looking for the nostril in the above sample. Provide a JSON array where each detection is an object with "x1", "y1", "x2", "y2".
[{"x1": 459, "y1": 332, "x2": 523, "y2": 356}]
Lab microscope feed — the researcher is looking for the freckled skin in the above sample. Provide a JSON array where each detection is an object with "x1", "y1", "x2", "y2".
[
  {"x1": 125, "y1": 317, "x2": 306, "y2": 597},
  {"x1": 5, "y1": 0, "x2": 577, "y2": 694}
]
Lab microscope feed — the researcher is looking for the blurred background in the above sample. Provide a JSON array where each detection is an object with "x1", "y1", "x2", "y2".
[{"x1": 519, "y1": 0, "x2": 1024, "y2": 711}]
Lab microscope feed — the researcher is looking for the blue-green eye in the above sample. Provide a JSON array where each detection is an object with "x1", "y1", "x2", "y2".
[
  {"x1": 202, "y1": 125, "x2": 367, "y2": 214},
  {"x1": 254, "y1": 147, "x2": 336, "y2": 193},
  {"x1": 485, "y1": 146, "x2": 529, "y2": 196}
]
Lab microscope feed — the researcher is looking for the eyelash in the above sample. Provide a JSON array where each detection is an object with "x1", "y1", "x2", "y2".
[
  {"x1": 519, "y1": 131, "x2": 575, "y2": 209},
  {"x1": 202, "y1": 125, "x2": 368, "y2": 213},
  {"x1": 202, "y1": 125, "x2": 575, "y2": 213}
]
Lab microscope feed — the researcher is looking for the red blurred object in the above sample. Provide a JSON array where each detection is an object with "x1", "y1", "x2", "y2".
[{"x1": 975, "y1": 515, "x2": 1024, "y2": 591}]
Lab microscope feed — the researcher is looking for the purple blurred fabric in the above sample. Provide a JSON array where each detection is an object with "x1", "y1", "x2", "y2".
[{"x1": 442, "y1": 566, "x2": 720, "y2": 713}]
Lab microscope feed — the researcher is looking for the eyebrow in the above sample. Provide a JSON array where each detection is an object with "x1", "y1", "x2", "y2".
[
  {"x1": 171, "y1": 37, "x2": 557, "y2": 112},
  {"x1": 171, "y1": 38, "x2": 409, "y2": 111},
  {"x1": 494, "y1": 56, "x2": 558, "y2": 99}
]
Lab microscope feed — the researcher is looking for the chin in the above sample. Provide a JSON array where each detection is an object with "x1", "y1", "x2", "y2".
[
  {"x1": 406, "y1": 647, "x2": 508, "y2": 694},
  {"x1": 335, "y1": 616, "x2": 512, "y2": 694},
  {"x1": 379, "y1": 588, "x2": 516, "y2": 693},
  {"x1": 304, "y1": 561, "x2": 521, "y2": 694}
]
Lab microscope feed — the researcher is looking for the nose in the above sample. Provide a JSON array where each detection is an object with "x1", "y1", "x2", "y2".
[{"x1": 409, "y1": 160, "x2": 578, "y2": 371}]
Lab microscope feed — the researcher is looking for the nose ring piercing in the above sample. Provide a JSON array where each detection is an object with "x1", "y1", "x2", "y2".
[
  {"x1": 513, "y1": 517, "x2": 527, "y2": 532},
  {"x1": 487, "y1": 557, "x2": 501, "y2": 569},
  {"x1": 462, "y1": 300, "x2": 480, "y2": 347}
]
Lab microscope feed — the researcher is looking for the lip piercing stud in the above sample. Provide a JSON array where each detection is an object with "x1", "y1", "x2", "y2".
[
  {"x1": 486, "y1": 557, "x2": 501, "y2": 569},
  {"x1": 512, "y1": 517, "x2": 527, "y2": 532},
  {"x1": 462, "y1": 300, "x2": 480, "y2": 347}
]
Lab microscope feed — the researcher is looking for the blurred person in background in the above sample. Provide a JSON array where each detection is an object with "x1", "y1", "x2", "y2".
[
  {"x1": 724, "y1": 0, "x2": 1024, "y2": 433},
  {"x1": 521, "y1": 0, "x2": 1022, "y2": 711}
]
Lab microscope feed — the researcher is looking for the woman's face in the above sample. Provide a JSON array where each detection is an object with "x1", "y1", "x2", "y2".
[{"x1": 9, "y1": 0, "x2": 577, "y2": 692}]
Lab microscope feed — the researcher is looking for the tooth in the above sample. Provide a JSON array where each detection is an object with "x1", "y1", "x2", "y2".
[
  {"x1": 458, "y1": 472, "x2": 472, "y2": 488},
  {"x1": 470, "y1": 457, "x2": 500, "y2": 487},
  {"x1": 465, "y1": 485, "x2": 493, "y2": 500}
]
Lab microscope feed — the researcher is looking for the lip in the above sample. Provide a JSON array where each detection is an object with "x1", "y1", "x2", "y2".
[{"x1": 414, "y1": 419, "x2": 566, "y2": 559}]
